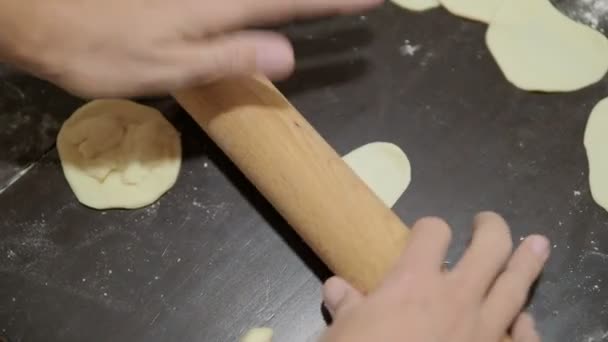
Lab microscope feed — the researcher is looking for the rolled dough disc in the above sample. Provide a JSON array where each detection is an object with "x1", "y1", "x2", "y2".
[
  {"x1": 584, "y1": 97, "x2": 608, "y2": 212},
  {"x1": 57, "y1": 99, "x2": 182, "y2": 210},
  {"x1": 390, "y1": 0, "x2": 439, "y2": 12},
  {"x1": 342, "y1": 142, "x2": 411, "y2": 208},
  {"x1": 241, "y1": 328, "x2": 273, "y2": 342},
  {"x1": 440, "y1": 0, "x2": 503, "y2": 23},
  {"x1": 486, "y1": 0, "x2": 608, "y2": 92}
]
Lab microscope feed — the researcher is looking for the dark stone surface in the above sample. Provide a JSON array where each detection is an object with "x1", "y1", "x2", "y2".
[
  {"x1": 1, "y1": 3, "x2": 608, "y2": 342},
  {"x1": 0, "y1": 66, "x2": 82, "y2": 191}
]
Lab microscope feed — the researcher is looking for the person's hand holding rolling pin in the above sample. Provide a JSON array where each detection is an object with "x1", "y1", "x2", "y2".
[
  {"x1": 0, "y1": 1, "x2": 550, "y2": 340},
  {"x1": 0, "y1": 0, "x2": 382, "y2": 98},
  {"x1": 321, "y1": 212, "x2": 550, "y2": 342}
]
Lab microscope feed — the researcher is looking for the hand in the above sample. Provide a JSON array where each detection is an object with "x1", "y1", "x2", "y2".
[
  {"x1": 320, "y1": 212, "x2": 550, "y2": 342},
  {"x1": 0, "y1": 0, "x2": 382, "y2": 98}
]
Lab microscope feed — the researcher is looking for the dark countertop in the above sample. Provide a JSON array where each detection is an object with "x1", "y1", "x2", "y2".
[{"x1": 1, "y1": 3, "x2": 607, "y2": 342}]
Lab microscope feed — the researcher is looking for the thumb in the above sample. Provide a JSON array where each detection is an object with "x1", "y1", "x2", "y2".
[
  {"x1": 322, "y1": 277, "x2": 363, "y2": 319},
  {"x1": 194, "y1": 30, "x2": 295, "y2": 82}
]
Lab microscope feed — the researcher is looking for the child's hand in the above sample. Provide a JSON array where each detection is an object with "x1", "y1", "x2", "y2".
[
  {"x1": 321, "y1": 212, "x2": 549, "y2": 342},
  {"x1": 1, "y1": 0, "x2": 382, "y2": 97}
]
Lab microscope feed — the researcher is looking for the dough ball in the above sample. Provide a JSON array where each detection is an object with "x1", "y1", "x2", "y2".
[
  {"x1": 343, "y1": 142, "x2": 411, "y2": 208},
  {"x1": 391, "y1": 0, "x2": 440, "y2": 12},
  {"x1": 57, "y1": 99, "x2": 182, "y2": 209},
  {"x1": 585, "y1": 97, "x2": 608, "y2": 212},
  {"x1": 240, "y1": 328, "x2": 273, "y2": 342},
  {"x1": 486, "y1": 0, "x2": 608, "y2": 92},
  {"x1": 440, "y1": 0, "x2": 503, "y2": 23}
]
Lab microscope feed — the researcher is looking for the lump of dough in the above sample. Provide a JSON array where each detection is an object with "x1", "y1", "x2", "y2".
[
  {"x1": 440, "y1": 0, "x2": 503, "y2": 23},
  {"x1": 57, "y1": 99, "x2": 182, "y2": 210},
  {"x1": 342, "y1": 142, "x2": 411, "y2": 208},
  {"x1": 486, "y1": 0, "x2": 608, "y2": 92},
  {"x1": 390, "y1": 0, "x2": 439, "y2": 12},
  {"x1": 584, "y1": 97, "x2": 608, "y2": 212},
  {"x1": 240, "y1": 328, "x2": 273, "y2": 342}
]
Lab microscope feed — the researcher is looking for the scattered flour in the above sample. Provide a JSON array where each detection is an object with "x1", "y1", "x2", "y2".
[
  {"x1": 400, "y1": 40, "x2": 422, "y2": 56},
  {"x1": 192, "y1": 201, "x2": 232, "y2": 222},
  {"x1": 582, "y1": 329, "x2": 608, "y2": 342},
  {"x1": 562, "y1": 0, "x2": 608, "y2": 33}
]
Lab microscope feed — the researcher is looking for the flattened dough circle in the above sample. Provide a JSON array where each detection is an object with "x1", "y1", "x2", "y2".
[
  {"x1": 486, "y1": 0, "x2": 608, "y2": 92},
  {"x1": 585, "y1": 97, "x2": 608, "y2": 212},
  {"x1": 343, "y1": 142, "x2": 411, "y2": 208},
  {"x1": 57, "y1": 99, "x2": 182, "y2": 209},
  {"x1": 440, "y1": 0, "x2": 503, "y2": 23},
  {"x1": 240, "y1": 328, "x2": 274, "y2": 342},
  {"x1": 391, "y1": 0, "x2": 439, "y2": 12}
]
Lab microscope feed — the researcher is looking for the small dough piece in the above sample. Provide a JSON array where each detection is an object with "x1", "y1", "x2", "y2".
[
  {"x1": 391, "y1": 0, "x2": 440, "y2": 12},
  {"x1": 342, "y1": 142, "x2": 411, "y2": 208},
  {"x1": 57, "y1": 99, "x2": 181, "y2": 209},
  {"x1": 440, "y1": 0, "x2": 503, "y2": 23},
  {"x1": 240, "y1": 328, "x2": 273, "y2": 342},
  {"x1": 585, "y1": 97, "x2": 608, "y2": 212},
  {"x1": 486, "y1": 0, "x2": 608, "y2": 92}
]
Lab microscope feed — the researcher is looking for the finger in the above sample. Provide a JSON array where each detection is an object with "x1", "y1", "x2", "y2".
[
  {"x1": 384, "y1": 217, "x2": 452, "y2": 285},
  {"x1": 481, "y1": 235, "x2": 550, "y2": 340},
  {"x1": 177, "y1": 30, "x2": 294, "y2": 87},
  {"x1": 84, "y1": 31, "x2": 292, "y2": 97},
  {"x1": 323, "y1": 277, "x2": 363, "y2": 318},
  {"x1": 451, "y1": 212, "x2": 513, "y2": 298},
  {"x1": 512, "y1": 313, "x2": 541, "y2": 342},
  {"x1": 185, "y1": 0, "x2": 384, "y2": 31}
]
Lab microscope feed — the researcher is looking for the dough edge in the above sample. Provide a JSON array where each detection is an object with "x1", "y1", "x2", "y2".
[{"x1": 57, "y1": 99, "x2": 182, "y2": 210}]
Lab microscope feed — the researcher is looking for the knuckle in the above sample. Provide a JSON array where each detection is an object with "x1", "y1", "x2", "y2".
[{"x1": 211, "y1": 43, "x2": 255, "y2": 78}]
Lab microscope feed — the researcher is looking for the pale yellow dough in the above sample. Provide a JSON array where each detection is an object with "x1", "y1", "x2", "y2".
[
  {"x1": 440, "y1": 0, "x2": 503, "y2": 23},
  {"x1": 391, "y1": 0, "x2": 439, "y2": 12},
  {"x1": 342, "y1": 142, "x2": 411, "y2": 208},
  {"x1": 240, "y1": 328, "x2": 273, "y2": 342},
  {"x1": 57, "y1": 99, "x2": 182, "y2": 209},
  {"x1": 486, "y1": 0, "x2": 608, "y2": 92},
  {"x1": 584, "y1": 97, "x2": 608, "y2": 212}
]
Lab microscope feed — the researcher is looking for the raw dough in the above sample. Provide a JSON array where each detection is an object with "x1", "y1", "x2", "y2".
[
  {"x1": 440, "y1": 0, "x2": 503, "y2": 23},
  {"x1": 57, "y1": 99, "x2": 181, "y2": 209},
  {"x1": 486, "y1": 0, "x2": 608, "y2": 92},
  {"x1": 240, "y1": 328, "x2": 273, "y2": 342},
  {"x1": 584, "y1": 97, "x2": 608, "y2": 212},
  {"x1": 391, "y1": 0, "x2": 440, "y2": 12},
  {"x1": 342, "y1": 142, "x2": 411, "y2": 208}
]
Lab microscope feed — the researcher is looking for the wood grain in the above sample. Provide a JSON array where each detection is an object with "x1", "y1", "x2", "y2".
[
  {"x1": 174, "y1": 76, "x2": 409, "y2": 292},
  {"x1": 173, "y1": 76, "x2": 513, "y2": 342}
]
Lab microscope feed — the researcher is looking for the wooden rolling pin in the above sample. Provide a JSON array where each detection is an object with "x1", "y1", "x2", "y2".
[
  {"x1": 173, "y1": 76, "x2": 408, "y2": 291},
  {"x1": 173, "y1": 76, "x2": 512, "y2": 342}
]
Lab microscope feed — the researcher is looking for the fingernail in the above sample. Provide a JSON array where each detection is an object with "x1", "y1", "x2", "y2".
[
  {"x1": 528, "y1": 235, "x2": 550, "y2": 257},
  {"x1": 325, "y1": 288, "x2": 345, "y2": 311},
  {"x1": 322, "y1": 280, "x2": 346, "y2": 316},
  {"x1": 255, "y1": 41, "x2": 295, "y2": 80}
]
